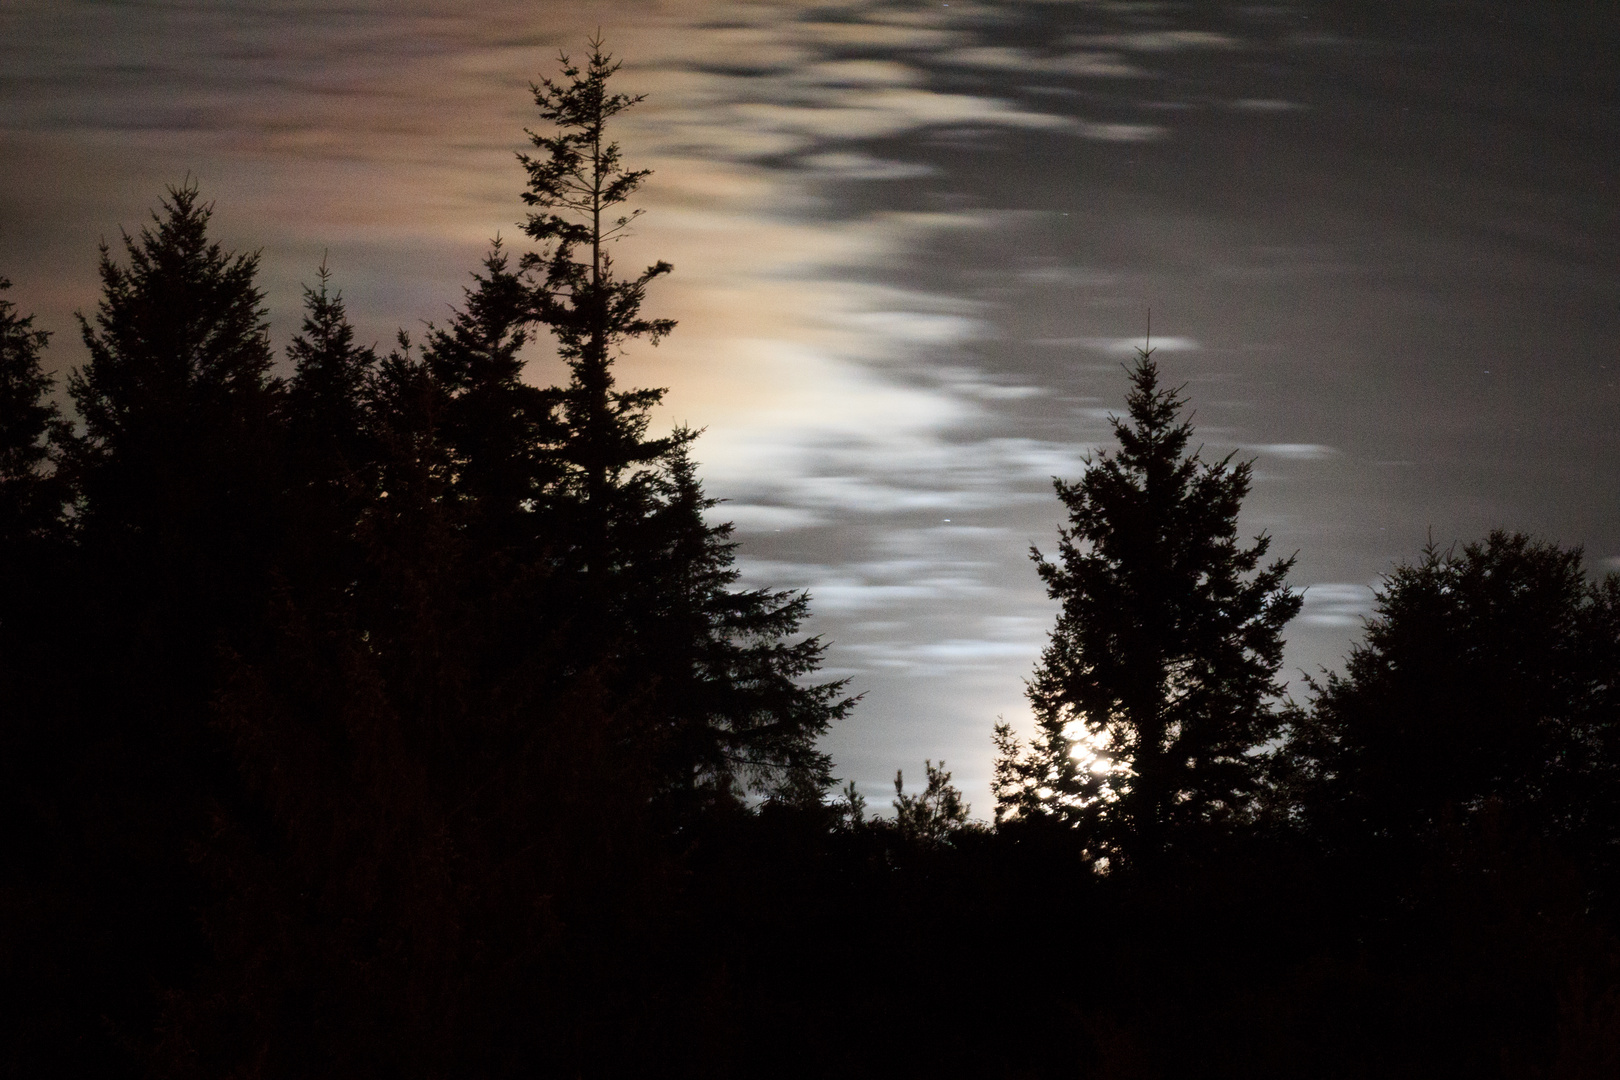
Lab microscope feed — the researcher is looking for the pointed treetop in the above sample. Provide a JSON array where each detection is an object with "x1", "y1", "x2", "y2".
[{"x1": 520, "y1": 36, "x2": 654, "y2": 269}]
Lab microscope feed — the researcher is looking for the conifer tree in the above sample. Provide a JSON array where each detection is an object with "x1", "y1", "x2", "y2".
[
  {"x1": 420, "y1": 240, "x2": 561, "y2": 553},
  {"x1": 67, "y1": 181, "x2": 284, "y2": 626},
  {"x1": 286, "y1": 260, "x2": 378, "y2": 483},
  {"x1": 0, "y1": 273, "x2": 68, "y2": 800},
  {"x1": 1279, "y1": 532, "x2": 1620, "y2": 882},
  {"x1": 996, "y1": 348, "x2": 1300, "y2": 865},
  {"x1": 892, "y1": 760, "x2": 972, "y2": 847},
  {"x1": 516, "y1": 40, "x2": 849, "y2": 805},
  {"x1": 60, "y1": 183, "x2": 286, "y2": 805},
  {"x1": 282, "y1": 262, "x2": 384, "y2": 602},
  {"x1": 0, "y1": 280, "x2": 74, "y2": 1041},
  {"x1": 4, "y1": 185, "x2": 291, "y2": 1077},
  {"x1": 519, "y1": 38, "x2": 675, "y2": 563},
  {"x1": 628, "y1": 442, "x2": 848, "y2": 807}
]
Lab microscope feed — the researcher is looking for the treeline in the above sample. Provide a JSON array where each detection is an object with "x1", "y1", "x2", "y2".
[
  {"x1": 0, "y1": 47, "x2": 848, "y2": 1077},
  {"x1": 4, "y1": 43, "x2": 1620, "y2": 1079}
]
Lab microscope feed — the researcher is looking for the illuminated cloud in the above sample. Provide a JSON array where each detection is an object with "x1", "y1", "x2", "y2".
[
  {"x1": 797, "y1": 151, "x2": 936, "y2": 179},
  {"x1": 1298, "y1": 584, "x2": 1378, "y2": 627},
  {"x1": 1038, "y1": 335, "x2": 1201, "y2": 353},
  {"x1": 936, "y1": 46, "x2": 1142, "y2": 79},
  {"x1": 844, "y1": 636, "x2": 1041, "y2": 673},
  {"x1": 1252, "y1": 443, "x2": 1339, "y2": 461},
  {"x1": 712, "y1": 504, "x2": 829, "y2": 532}
]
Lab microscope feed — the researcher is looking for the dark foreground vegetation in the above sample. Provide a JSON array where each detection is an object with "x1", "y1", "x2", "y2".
[{"x1": 4, "y1": 45, "x2": 1620, "y2": 1079}]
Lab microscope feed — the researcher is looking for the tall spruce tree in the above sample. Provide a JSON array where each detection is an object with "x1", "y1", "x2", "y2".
[
  {"x1": 995, "y1": 348, "x2": 1300, "y2": 865},
  {"x1": 517, "y1": 40, "x2": 849, "y2": 807},
  {"x1": 519, "y1": 38, "x2": 675, "y2": 563},
  {"x1": 0, "y1": 281, "x2": 95, "y2": 1078}
]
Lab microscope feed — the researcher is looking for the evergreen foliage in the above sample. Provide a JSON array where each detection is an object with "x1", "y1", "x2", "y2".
[
  {"x1": 623, "y1": 443, "x2": 849, "y2": 808},
  {"x1": 65, "y1": 182, "x2": 286, "y2": 650},
  {"x1": 892, "y1": 760, "x2": 972, "y2": 846},
  {"x1": 519, "y1": 38, "x2": 675, "y2": 545},
  {"x1": 1277, "y1": 532, "x2": 1620, "y2": 884},
  {"x1": 419, "y1": 240, "x2": 558, "y2": 551},
  {"x1": 286, "y1": 259, "x2": 380, "y2": 486},
  {"x1": 69, "y1": 183, "x2": 280, "y2": 498},
  {"x1": 0, "y1": 186, "x2": 294, "y2": 1077},
  {"x1": 996, "y1": 348, "x2": 1301, "y2": 865},
  {"x1": 516, "y1": 39, "x2": 849, "y2": 807},
  {"x1": 282, "y1": 261, "x2": 384, "y2": 606}
]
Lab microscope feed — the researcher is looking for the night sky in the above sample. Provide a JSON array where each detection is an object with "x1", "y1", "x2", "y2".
[{"x1": 4, "y1": 0, "x2": 1617, "y2": 814}]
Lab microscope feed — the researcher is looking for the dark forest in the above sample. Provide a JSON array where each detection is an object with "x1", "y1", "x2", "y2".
[{"x1": 4, "y1": 44, "x2": 1620, "y2": 1079}]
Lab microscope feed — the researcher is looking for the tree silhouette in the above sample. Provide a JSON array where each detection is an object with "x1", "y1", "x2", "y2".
[
  {"x1": 66, "y1": 181, "x2": 286, "y2": 642},
  {"x1": 628, "y1": 443, "x2": 850, "y2": 808},
  {"x1": 892, "y1": 760, "x2": 972, "y2": 847},
  {"x1": 520, "y1": 38, "x2": 675, "y2": 561},
  {"x1": 286, "y1": 260, "x2": 379, "y2": 487},
  {"x1": 517, "y1": 40, "x2": 849, "y2": 808},
  {"x1": 281, "y1": 260, "x2": 385, "y2": 609},
  {"x1": 0, "y1": 185, "x2": 294, "y2": 1077},
  {"x1": 1279, "y1": 532, "x2": 1620, "y2": 882},
  {"x1": 419, "y1": 240, "x2": 560, "y2": 555},
  {"x1": 996, "y1": 347, "x2": 1300, "y2": 866}
]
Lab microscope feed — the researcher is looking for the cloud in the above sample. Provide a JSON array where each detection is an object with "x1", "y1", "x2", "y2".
[
  {"x1": 4, "y1": 0, "x2": 1274, "y2": 819},
  {"x1": 1018, "y1": 264, "x2": 1118, "y2": 288},
  {"x1": 1064, "y1": 30, "x2": 1240, "y2": 52},
  {"x1": 1038, "y1": 335, "x2": 1201, "y2": 354},
  {"x1": 792, "y1": 21, "x2": 963, "y2": 50},
  {"x1": 842, "y1": 309, "x2": 992, "y2": 346},
  {"x1": 1231, "y1": 98, "x2": 1306, "y2": 112},
  {"x1": 707, "y1": 430, "x2": 1099, "y2": 519},
  {"x1": 845, "y1": 637, "x2": 1041, "y2": 672},
  {"x1": 943, "y1": 375, "x2": 1045, "y2": 400},
  {"x1": 1074, "y1": 121, "x2": 1165, "y2": 141},
  {"x1": 797, "y1": 151, "x2": 936, "y2": 179},
  {"x1": 1298, "y1": 583, "x2": 1377, "y2": 627},
  {"x1": 1251, "y1": 443, "x2": 1339, "y2": 461},
  {"x1": 936, "y1": 46, "x2": 1141, "y2": 79},
  {"x1": 794, "y1": 59, "x2": 925, "y2": 87},
  {"x1": 664, "y1": 85, "x2": 1087, "y2": 158},
  {"x1": 734, "y1": 554, "x2": 999, "y2": 617},
  {"x1": 777, "y1": 474, "x2": 1019, "y2": 514},
  {"x1": 710, "y1": 503, "x2": 828, "y2": 532}
]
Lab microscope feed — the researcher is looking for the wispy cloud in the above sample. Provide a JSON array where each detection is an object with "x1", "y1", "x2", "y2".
[
  {"x1": 1032, "y1": 335, "x2": 1201, "y2": 353},
  {"x1": 1252, "y1": 443, "x2": 1339, "y2": 461},
  {"x1": 1298, "y1": 583, "x2": 1377, "y2": 627},
  {"x1": 1063, "y1": 30, "x2": 1240, "y2": 52},
  {"x1": 936, "y1": 46, "x2": 1142, "y2": 79}
]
